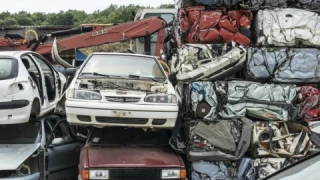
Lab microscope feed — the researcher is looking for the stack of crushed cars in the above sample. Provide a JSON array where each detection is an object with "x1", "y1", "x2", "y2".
[{"x1": 166, "y1": 0, "x2": 320, "y2": 179}]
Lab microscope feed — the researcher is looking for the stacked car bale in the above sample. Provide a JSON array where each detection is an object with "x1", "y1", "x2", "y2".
[
  {"x1": 168, "y1": 0, "x2": 320, "y2": 179},
  {"x1": 171, "y1": 0, "x2": 256, "y2": 179}
]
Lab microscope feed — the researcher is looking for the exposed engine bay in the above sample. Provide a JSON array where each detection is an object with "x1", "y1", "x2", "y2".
[{"x1": 75, "y1": 78, "x2": 170, "y2": 94}]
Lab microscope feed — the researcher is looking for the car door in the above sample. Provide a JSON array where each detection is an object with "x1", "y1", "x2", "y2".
[
  {"x1": 20, "y1": 54, "x2": 45, "y2": 105},
  {"x1": 45, "y1": 118, "x2": 80, "y2": 180},
  {"x1": 30, "y1": 53, "x2": 62, "y2": 114}
]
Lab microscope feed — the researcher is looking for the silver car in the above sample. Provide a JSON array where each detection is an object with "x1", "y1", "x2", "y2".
[{"x1": 0, "y1": 115, "x2": 81, "y2": 180}]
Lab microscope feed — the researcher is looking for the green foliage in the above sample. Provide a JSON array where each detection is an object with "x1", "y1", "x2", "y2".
[
  {"x1": 0, "y1": 4, "x2": 175, "y2": 26},
  {"x1": 158, "y1": 4, "x2": 175, "y2": 8}
]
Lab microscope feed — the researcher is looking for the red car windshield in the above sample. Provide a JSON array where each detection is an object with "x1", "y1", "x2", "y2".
[{"x1": 88, "y1": 127, "x2": 170, "y2": 146}]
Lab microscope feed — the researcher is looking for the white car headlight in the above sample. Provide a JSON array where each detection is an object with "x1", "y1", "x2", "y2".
[
  {"x1": 72, "y1": 90, "x2": 102, "y2": 100},
  {"x1": 161, "y1": 169, "x2": 180, "y2": 179},
  {"x1": 144, "y1": 94, "x2": 177, "y2": 103},
  {"x1": 89, "y1": 169, "x2": 109, "y2": 179}
]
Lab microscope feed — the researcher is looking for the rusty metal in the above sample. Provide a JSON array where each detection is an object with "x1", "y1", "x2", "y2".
[{"x1": 0, "y1": 17, "x2": 167, "y2": 57}]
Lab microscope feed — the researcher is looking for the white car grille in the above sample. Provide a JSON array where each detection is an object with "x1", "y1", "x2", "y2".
[{"x1": 105, "y1": 96, "x2": 141, "y2": 103}]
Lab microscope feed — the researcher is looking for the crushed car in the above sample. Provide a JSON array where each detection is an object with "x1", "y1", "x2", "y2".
[
  {"x1": 254, "y1": 158, "x2": 288, "y2": 180},
  {"x1": 187, "y1": 118, "x2": 252, "y2": 161},
  {"x1": 0, "y1": 115, "x2": 81, "y2": 180},
  {"x1": 251, "y1": 121, "x2": 311, "y2": 158},
  {"x1": 297, "y1": 86, "x2": 320, "y2": 121},
  {"x1": 255, "y1": 8, "x2": 320, "y2": 47},
  {"x1": 191, "y1": 158, "x2": 255, "y2": 180},
  {"x1": 174, "y1": 0, "x2": 320, "y2": 11},
  {"x1": 170, "y1": 44, "x2": 247, "y2": 82},
  {"x1": 218, "y1": 81, "x2": 297, "y2": 121},
  {"x1": 178, "y1": 7, "x2": 253, "y2": 45},
  {"x1": 246, "y1": 48, "x2": 320, "y2": 83},
  {"x1": 189, "y1": 82, "x2": 219, "y2": 119},
  {"x1": 247, "y1": 0, "x2": 320, "y2": 11},
  {"x1": 0, "y1": 51, "x2": 66, "y2": 124},
  {"x1": 64, "y1": 53, "x2": 179, "y2": 128}
]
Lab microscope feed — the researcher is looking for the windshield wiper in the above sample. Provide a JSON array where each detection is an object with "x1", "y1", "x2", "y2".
[
  {"x1": 128, "y1": 74, "x2": 163, "y2": 82},
  {"x1": 80, "y1": 72, "x2": 125, "y2": 79}
]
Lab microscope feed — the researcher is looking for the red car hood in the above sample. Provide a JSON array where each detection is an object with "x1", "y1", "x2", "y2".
[{"x1": 87, "y1": 146, "x2": 182, "y2": 168}]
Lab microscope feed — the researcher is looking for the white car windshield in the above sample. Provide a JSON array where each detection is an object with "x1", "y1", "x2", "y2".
[{"x1": 80, "y1": 54, "x2": 165, "y2": 80}]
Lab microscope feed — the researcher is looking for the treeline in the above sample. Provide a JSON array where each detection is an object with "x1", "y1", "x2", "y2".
[{"x1": 0, "y1": 4, "x2": 174, "y2": 26}]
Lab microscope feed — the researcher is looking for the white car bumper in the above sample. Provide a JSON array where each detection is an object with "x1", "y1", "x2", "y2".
[
  {"x1": 0, "y1": 100, "x2": 32, "y2": 124},
  {"x1": 65, "y1": 100, "x2": 179, "y2": 128}
]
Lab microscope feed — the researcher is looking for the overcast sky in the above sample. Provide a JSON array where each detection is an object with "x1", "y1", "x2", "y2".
[{"x1": 0, "y1": 0, "x2": 174, "y2": 13}]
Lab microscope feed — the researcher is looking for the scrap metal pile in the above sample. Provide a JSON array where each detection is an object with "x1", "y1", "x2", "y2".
[{"x1": 168, "y1": 0, "x2": 320, "y2": 179}]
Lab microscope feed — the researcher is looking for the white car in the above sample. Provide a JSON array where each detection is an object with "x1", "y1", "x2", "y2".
[
  {"x1": 65, "y1": 53, "x2": 179, "y2": 128},
  {"x1": 0, "y1": 51, "x2": 66, "y2": 124}
]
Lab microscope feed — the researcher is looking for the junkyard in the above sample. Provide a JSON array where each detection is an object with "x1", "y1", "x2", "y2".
[{"x1": 1, "y1": 0, "x2": 320, "y2": 179}]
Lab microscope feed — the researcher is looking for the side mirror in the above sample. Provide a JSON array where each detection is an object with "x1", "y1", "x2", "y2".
[
  {"x1": 52, "y1": 138, "x2": 65, "y2": 145},
  {"x1": 65, "y1": 68, "x2": 77, "y2": 77}
]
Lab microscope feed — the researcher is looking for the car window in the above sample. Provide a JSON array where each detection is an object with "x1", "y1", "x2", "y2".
[
  {"x1": 0, "y1": 58, "x2": 18, "y2": 80},
  {"x1": 21, "y1": 55, "x2": 39, "y2": 73},
  {"x1": 45, "y1": 119, "x2": 75, "y2": 145},
  {"x1": 88, "y1": 127, "x2": 170, "y2": 146},
  {"x1": 45, "y1": 118, "x2": 63, "y2": 137},
  {"x1": 32, "y1": 54, "x2": 57, "y2": 102},
  {"x1": 140, "y1": 13, "x2": 174, "y2": 43},
  {"x1": 80, "y1": 54, "x2": 165, "y2": 79},
  {"x1": 0, "y1": 121, "x2": 41, "y2": 144},
  {"x1": 32, "y1": 55, "x2": 54, "y2": 76}
]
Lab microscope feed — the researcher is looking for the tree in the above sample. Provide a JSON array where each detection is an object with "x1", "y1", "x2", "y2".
[
  {"x1": 158, "y1": 4, "x2": 175, "y2": 8},
  {"x1": 31, "y1": 12, "x2": 47, "y2": 25},
  {"x1": 0, "y1": 17, "x2": 18, "y2": 26},
  {"x1": 0, "y1": 4, "x2": 175, "y2": 26}
]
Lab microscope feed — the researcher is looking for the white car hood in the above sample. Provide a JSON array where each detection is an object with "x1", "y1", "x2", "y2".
[{"x1": 0, "y1": 143, "x2": 40, "y2": 170}]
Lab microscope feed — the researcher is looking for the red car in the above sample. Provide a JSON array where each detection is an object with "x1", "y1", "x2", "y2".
[{"x1": 78, "y1": 127, "x2": 187, "y2": 180}]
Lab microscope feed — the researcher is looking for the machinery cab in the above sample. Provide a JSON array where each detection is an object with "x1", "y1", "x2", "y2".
[{"x1": 131, "y1": 9, "x2": 175, "y2": 56}]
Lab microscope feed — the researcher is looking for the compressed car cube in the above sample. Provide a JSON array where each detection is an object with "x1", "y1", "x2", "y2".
[
  {"x1": 187, "y1": 118, "x2": 252, "y2": 161},
  {"x1": 178, "y1": 7, "x2": 253, "y2": 45},
  {"x1": 251, "y1": 121, "x2": 311, "y2": 158},
  {"x1": 247, "y1": 48, "x2": 320, "y2": 83},
  {"x1": 255, "y1": 8, "x2": 320, "y2": 47},
  {"x1": 218, "y1": 81, "x2": 297, "y2": 121}
]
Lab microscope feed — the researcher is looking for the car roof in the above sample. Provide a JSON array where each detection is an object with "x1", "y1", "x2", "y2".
[
  {"x1": 0, "y1": 51, "x2": 34, "y2": 57},
  {"x1": 90, "y1": 52, "x2": 158, "y2": 59}
]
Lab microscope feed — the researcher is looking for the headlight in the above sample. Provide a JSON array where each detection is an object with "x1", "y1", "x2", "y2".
[
  {"x1": 89, "y1": 169, "x2": 109, "y2": 179},
  {"x1": 144, "y1": 94, "x2": 177, "y2": 103},
  {"x1": 161, "y1": 169, "x2": 180, "y2": 179},
  {"x1": 72, "y1": 90, "x2": 102, "y2": 100}
]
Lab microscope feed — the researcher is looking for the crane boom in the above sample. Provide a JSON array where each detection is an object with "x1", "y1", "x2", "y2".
[{"x1": 1, "y1": 17, "x2": 167, "y2": 57}]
